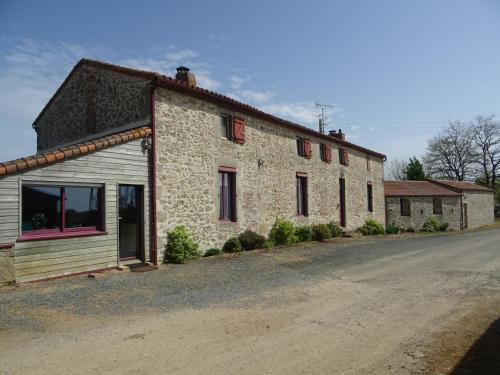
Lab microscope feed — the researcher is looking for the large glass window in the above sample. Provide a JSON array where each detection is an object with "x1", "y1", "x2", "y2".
[
  {"x1": 296, "y1": 175, "x2": 308, "y2": 216},
  {"x1": 22, "y1": 184, "x2": 104, "y2": 237}
]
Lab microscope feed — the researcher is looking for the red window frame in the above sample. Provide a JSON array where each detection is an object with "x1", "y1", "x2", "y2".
[
  {"x1": 218, "y1": 167, "x2": 237, "y2": 222},
  {"x1": 20, "y1": 184, "x2": 105, "y2": 240}
]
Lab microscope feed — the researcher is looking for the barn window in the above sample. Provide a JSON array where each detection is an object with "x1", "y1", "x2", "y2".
[
  {"x1": 220, "y1": 114, "x2": 245, "y2": 144},
  {"x1": 400, "y1": 198, "x2": 411, "y2": 216},
  {"x1": 339, "y1": 148, "x2": 349, "y2": 166},
  {"x1": 220, "y1": 114, "x2": 233, "y2": 140},
  {"x1": 433, "y1": 197, "x2": 443, "y2": 215},
  {"x1": 219, "y1": 167, "x2": 237, "y2": 221},
  {"x1": 296, "y1": 173, "x2": 308, "y2": 216},
  {"x1": 367, "y1": 183, "x2": 373, "y2": 212},
  {"x1": 21, "y1": 184, "x2": 104, "y2": 238},
  {"x1": 320, "y1": 144, "x2": 332, "y2": 163},
  {"x1": 296, "y1": 137, "x2": 305, "y2": 156}
]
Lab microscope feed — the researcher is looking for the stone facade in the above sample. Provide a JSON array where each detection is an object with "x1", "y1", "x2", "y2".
[
  {"x1": 35, "y1": 65, "x2": 151, "y2": 151},
  {"x1": 463, "y1": 191, "x2": 495, "y2": 228},
  {"x1": 385, "y1": 196, "x2": 462, "y2": 231},
  {"x1": 154, "y1": 88, "x2": 385, "y2": 255}
]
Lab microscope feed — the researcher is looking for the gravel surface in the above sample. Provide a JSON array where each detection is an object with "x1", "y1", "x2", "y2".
[{"x1": 1, "y1": 228, "x2": 499, "y2": 374}]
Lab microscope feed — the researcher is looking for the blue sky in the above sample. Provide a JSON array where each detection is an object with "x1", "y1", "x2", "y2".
[{"x1": 1, "y1": 0, "x2": 499, "y2": 163}]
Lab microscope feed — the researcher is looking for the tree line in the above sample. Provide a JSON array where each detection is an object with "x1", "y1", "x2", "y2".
[{"x1": 386, "y1": 114, "x2": 500, "y2": 202}]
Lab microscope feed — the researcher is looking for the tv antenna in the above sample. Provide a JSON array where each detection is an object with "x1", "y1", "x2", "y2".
[{"x1": 315, "y1": 102, "x2": 335, "y2": 134}]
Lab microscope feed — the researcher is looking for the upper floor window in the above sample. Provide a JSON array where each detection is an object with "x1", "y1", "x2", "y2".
[
  {"x1": 296, "y1": 137, "x2": 312, "y2": 159},
  {"x1": 220, "y1": 114, "x2": 233, "y2": 140},
  {"x1": 220, "y1": 114, "x2": 245, "y2": 144},
  {"x1": 339, "y1": 148, "x2": 349, "y2": 166},
  {"x1": 366, "y1": 156, "x2": 371, "y2": 171},
  {"x1": 320, "y1": 143, "x2": 332, "y2": 163},
  {"x1": 433, "y1": 197, "x2": 443, "y2": 215},
  {"x1": 218, "y1": 167, "x2": 237, "y2": 222},
  {"x1": 400, "y1": 198, "x2": 411, "y2": 216},
  {"x1": 296, "y1": 173, "x2": 308, "y2": 216},
  {"x1": 21, "y1": 184, "x2": 104, "y2": 238}
]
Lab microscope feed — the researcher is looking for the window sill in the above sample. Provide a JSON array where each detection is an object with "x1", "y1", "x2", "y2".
[{"x1": 18, "y1": 230, "x2": 108, "y2": 242}]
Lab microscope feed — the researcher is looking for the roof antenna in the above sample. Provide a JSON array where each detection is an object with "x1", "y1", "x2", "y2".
[{"x1": 315, "y1": 102, "x2": 334, "y2": 134}]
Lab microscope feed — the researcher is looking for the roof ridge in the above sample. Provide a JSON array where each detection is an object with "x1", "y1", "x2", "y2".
[{"x1": 0, "y1": 126, "x2": 151, "y2": 177}]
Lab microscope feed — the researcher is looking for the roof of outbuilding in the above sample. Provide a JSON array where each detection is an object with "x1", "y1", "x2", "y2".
[
  {"x1": 0, "y1": 127, "x2": 151, "y2": 177},
  {"x1": 33, "y1": 58, "x2": 386, "y2": 159},
  {"x1": 428, "y1": 179, "x2": 494, "y2": 193},
  {"x1": 384, "y1": 181, "x2": 462, "y2": 197}
]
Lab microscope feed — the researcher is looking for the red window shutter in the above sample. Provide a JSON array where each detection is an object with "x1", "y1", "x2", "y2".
[
  {"x1": 232, "y1": 117, "x2": 245, "y2": 144},
  {"x1": 343, "y1": 150, "x2": 349, "y2": 166},
  {"x1": 325, "y1": 144, "x2": 332, "y2": 163},
  {"x1": 304, "y1": 139, "x2": 312, "y2": 159}
]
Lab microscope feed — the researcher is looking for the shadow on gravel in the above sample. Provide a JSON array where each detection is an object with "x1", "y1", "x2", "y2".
[{"x1": 451, "y1": 317, "x2": 500, "y2": 375}]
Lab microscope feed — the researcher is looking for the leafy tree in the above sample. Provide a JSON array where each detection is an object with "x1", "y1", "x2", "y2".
[{"x1": 405, "y1": 157, "x2": 425, "y2": 180}]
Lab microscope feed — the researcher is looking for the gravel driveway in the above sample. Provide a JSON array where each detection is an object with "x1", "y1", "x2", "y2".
[{"x1": 1, "y1": 229, "x2": 500, "y2": 374}]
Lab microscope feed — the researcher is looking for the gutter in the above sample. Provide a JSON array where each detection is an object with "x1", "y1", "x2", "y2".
[{"x1": 150, "y1": 80, "x2": 158, "y2": 265}]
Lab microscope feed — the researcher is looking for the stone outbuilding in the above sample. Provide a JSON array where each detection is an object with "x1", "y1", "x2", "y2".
[
  {"x1": 427, "y1": 180, "x2": 495, "y2": 229},
  {"x1": 0, "y1": 59, "x2": 385, "y2": 283},
  {"x1": 384, "y1": 181, "x2": 463, "y2": 231}
]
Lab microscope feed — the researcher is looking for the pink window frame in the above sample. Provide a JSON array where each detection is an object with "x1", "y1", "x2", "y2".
[{"x1": 20, "y1": 185, "x2": 105, "y2": 240}]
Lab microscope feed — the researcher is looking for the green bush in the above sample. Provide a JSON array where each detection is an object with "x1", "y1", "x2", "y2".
[
  {"x1": 406, "y1": 227, "x2": 415, "y2": 233},
  {"x1": 222, "y1": 237, "x2": 243, "y2": 253},
  {"x1": 295, "y1": 225, "x2": 313, "y2": 242},
  {"x1": 422, "y1": 217, "x2": 442, "y2": 232},
  {"x1": 327, "y1": 221, "x2": 344, "y2": 238},
  {"x1": 165, "y1": 225, "x2": 201, "y2": 263},
  {"x1": 357, "y1": 218, "x2": 385, "y2": 236},
  {"x1": 385, "y1": 223, "x2": 401, "y2": 235},
  {"x1": 311, "y1": 224, "x2": 332, "y2": 241},
  {"x1": 263, "y1": 240, "x2": 275, "y2": 249},
  {"x1": 269, "y1": 218, "x2": 298, "y2": 245},
  {"x1": 439, "y1": 222, "x2": 449, "y2": 232},
  {"x1": 238, "y1": 229, "x2": 266, "y2": 251},
  {"x1": 204, "y1": 248, "x2": 223, "y2": 257}
]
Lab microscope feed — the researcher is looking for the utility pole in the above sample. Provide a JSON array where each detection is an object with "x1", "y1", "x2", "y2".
[{"x1": 315, "y1": 102, "x2": 334, "y2": 134}]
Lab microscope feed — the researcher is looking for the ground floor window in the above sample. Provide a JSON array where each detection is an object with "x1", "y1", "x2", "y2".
[
  {"x1": 296, "y1": 173, "x2": 308, "y2": 216},
  {"x1": 400, "y1": 198, "x2": 411, "y2": 216},
  {"x1": 219, "y1": 168, "x2": 236, "y2": 221},
  {"x1": 21, "y1": 184, "x2": 104, "y2": 237},
  {"x1": 433, "y1": 197, "x2": 443, "y2": 214},
  {"x1": 367, "y1": 183, "x2": 373, "y2": 212}
]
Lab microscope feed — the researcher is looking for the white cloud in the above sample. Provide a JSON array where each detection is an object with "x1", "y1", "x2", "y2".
[
  {"x1": 239, "y1": 90, "x2": 275, "y2": 103},
  {"x1": 259, "y1": 102, "x2": 318, "y2": 125},
  {"x1": 229, "y1": 75, "x2": 249, "y2": 89}
]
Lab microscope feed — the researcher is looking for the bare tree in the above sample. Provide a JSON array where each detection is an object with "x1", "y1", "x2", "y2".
[
  {"x1": 471, "y1": 114, "x2": 500, "y2": 189},
  {"x1": 385, "y1": 157, "x2": 407, "y2": 180},
  {"x1": 424, "y1": 120, "x2": 477, "y2": 181}
]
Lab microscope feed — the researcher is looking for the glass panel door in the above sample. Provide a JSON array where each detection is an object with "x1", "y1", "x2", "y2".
[{"x1": 119, "y1": 185, "x2": 142, "y2": 260}]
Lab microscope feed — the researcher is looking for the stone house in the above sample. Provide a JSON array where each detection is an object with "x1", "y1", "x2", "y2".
[
  {"x1": 384, "y1": 181, "x2": 463, "y2": 231},
  {"x1": 384, "y1": 180, "x2": 495, "y2": 231},
  {"x1": 427, "y1": 179, "x2": 495, "y2": 229},
  {"x1": 0, "y1": 59, "x2": 385, "y2": 283}
]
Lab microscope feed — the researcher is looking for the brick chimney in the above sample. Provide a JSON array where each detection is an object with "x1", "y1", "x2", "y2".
[
  {"x1": 175, "y1": 66, "x2": 197, "y2": 87},
  {"x1": 329, "y1": 129, "x2": 345, "y2": 141}
]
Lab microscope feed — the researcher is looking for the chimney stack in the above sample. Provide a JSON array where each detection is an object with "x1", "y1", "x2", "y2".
[
  {"x1": 329, "y1": 128, "x2": 345, "y2": 141},
  {"x1": 175, "y1": 66, "x2": 197, "y2": 87}
]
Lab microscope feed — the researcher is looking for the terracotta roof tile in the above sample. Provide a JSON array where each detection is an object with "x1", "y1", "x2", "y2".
[
  {"x1": 0, "y1": 126, "x2": 151, "y2": 177},
  {"x1": 428, "y1": 179, "x2": 494, "y2": 193},
  {"x1": 384, "y1": 181, "x2": 461, "y2": 197}
]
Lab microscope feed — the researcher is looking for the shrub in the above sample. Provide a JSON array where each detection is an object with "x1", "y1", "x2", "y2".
[
  {"x1": 406, "y1": 227, "x2": 415, "y2": 233},
  {"x1": 327, "y1": 221, "x2": 344, "y2": 238},
  {"x1": 439, "y1": 222, "x2": 449, "y2": 232},
  {"x1": 165, "y1": 225, "x2": 201, "y2": 263},
  {"x1": 204, "y1": 248, "x2": 223, "y2": 257},
  {"x1": 222, "y1": 237, "x2": 242, "y2": 253},
  {"x1": 422, "y1": 217, "x2": 441, "y2": 232},
  {"x1": 269, "y1": 218, "x2": 298, "y2": 245},
  {"x1": 296, "y1": 225, "x2": 313, "y2": 242},
  {"x1": 311, "y1": 224, "x2": 332, "y2": 241},
  {"x1": 263, "y1": 240, "x2": 275, "y2": 249},
  {"x1": 385, "y1": 223, "x2": 401, "y2": 235},
  {"x1": 357, "y1": 218, "x2": 385, "y2": 236},
  {"x1": 238, "y1": 229, "x2": 266, "y2": 251}
]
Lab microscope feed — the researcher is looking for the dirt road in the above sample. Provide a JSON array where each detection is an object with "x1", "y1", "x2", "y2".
[{"x1": 1, "y1": 229, "x2": 499, "y2": 374}]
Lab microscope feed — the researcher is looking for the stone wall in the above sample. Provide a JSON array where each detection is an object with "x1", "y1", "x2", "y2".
[
  {"x1": 35, "y1": 65, "x2": 151, "y2": 151},
  {"x1": 385, "y1": 196, "x2": 462, "y2": 231},
  {"x1": 463, "y1": 191, "x2": 495, "y2": 228},
  {"x1": 154, "y1": 88, "x2": 385, "y2": 256},
  {"x1": 0, "y1": 246, "x2": 14, "y2": 284}
]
